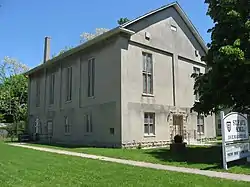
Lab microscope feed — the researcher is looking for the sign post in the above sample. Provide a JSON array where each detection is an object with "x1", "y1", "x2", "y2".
[
  {"x1": 221, "y1": 111, "x2": 250, "y2": 170},
  {"x1": 220, "y1": 111, "x2": 228, "y2": 170}
]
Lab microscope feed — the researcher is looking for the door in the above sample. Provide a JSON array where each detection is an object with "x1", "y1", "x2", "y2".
[
  {"x1": 173, "y1": 115, "x2": 184, "y2": 136},
  {"x1": 47, "y1": 120, "x2": 53, "y2": 138}
]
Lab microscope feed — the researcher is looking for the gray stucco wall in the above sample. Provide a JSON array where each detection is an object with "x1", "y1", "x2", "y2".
[
  {"x1": 28, "y1": 36, "x2": 123, "y2": 146},
  {"x1": 120, "y1": 6, "x2": 215, "y2": 146},
  {"x1": 28, "y1": 5, "x2": 216, "y2": 147}
]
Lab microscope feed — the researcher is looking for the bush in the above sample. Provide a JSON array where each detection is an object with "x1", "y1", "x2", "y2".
[{"x1": 174, "y1": 135, "x2": 183, "y2": 143}]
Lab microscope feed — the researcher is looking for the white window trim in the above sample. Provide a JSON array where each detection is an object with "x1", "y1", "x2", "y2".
[
  {"x1": 49, "y1": 73, "x2": 55, "y2": 105},
  {"x1": 193, "y1": 66, "x2": 201, "y2": 102},
  {"x1": 47, "y1": 120, "x2": 53, "y2": 136},
  {"x1": 142, "y1": 52, "x2": 153, "y2": 95},
  {"x1": 64, "y1": 116, "x2": 71, "y2": 135},
  {"x1": 66, "y1": 66, "x2": 73, "y2": 102},
  {"x1": 197, "y1": 115, "x2": 205, "y2": 135},
  {"x1": 144, "y1": 112, "x2": 156, "y2": 137},
  {"x1": 87, "y1": 58, "x2": 95, "y2": 98},
  {"x1": 85, "y1": 112, "x2": 93, "y2": 134},
  {"x1": 36, "y1": 78, "x2": 40, "y2": 107}
]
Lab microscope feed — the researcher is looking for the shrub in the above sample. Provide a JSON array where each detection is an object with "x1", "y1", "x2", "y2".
[
  {"x1": 137, "y1": 143, "x2": 142, "y2": 149},
  {"x1": 174, "y1": 135, "x2": 183, "y2": 143}
]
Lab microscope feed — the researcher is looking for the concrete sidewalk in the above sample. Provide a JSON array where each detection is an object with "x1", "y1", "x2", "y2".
[{"x1": 9, "y1": 143, "x2": 250, "y2": 182}]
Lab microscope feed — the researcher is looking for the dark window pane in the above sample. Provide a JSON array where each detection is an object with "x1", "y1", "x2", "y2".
[
  {"x1": 143, "y1": 73, "x2": 147, "y2": 93},
  {"x1": 144, "y1": 124, "x2": 149, "y2": 134}
]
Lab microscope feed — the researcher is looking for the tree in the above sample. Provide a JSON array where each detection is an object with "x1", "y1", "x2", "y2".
[
  {"x1": 192, "y1": 0, "x2": 250, "y2": 115},
  {"x1": 52, "y1": 46, "x2": 74, "y2": 58},
  {"x1": 117, "y1": 17, "x2": 130, "y2": 25},
  {"x1": 0, "y1": 74, "x2": 28, "y2": 137},
  {"x1": 0, "y1": 74, "x2": 28, "y2": 122},
  {"x1": 80, "y1": 28, "x2": 109, "y2": 43},
  {"x1": 0, "y1": 56, "x2": 29, "y2": 84},
  {"x1": 0, "y1": 57, "x2": 29, "y2": 137}
]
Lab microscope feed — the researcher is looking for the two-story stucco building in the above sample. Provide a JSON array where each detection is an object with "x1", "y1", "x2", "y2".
[{"x1": 26, "y1": 2, "x2": 216, "y2": 148}]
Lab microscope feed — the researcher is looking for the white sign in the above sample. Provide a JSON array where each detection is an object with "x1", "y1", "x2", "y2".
[
  {"x1": 223, "y1": 112, "x2": 249, "y2": 142},
  {"x1": 225, "y1": 143, "x2": 250, "y2": 162},
  {"x1": 220, "y1": 111, "x2": 250, "y2": 170}
]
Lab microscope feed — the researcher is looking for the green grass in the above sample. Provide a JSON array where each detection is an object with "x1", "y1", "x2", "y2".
[
  {"x1": 27, "y1": 143, "x2": 250, "y2": 175},
  {"x1": 0, "y1": 142, "x2": 249, "y2": 187}
]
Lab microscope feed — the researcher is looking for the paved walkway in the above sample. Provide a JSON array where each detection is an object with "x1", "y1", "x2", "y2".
[{"x1": 9, "y1": 143, "x2": 250, "y2": 182}]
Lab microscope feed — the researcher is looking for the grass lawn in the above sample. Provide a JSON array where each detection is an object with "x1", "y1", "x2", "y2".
[
  {"x1": 0, "y1": 142, "x2": 250, "y2": 187},
  {"x1": 26, "y1": 143, "x2": 250, "y2": 175}
]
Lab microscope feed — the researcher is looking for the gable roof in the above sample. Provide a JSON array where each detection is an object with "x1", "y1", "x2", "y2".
[
  {"x1": 120, "y1": 1, "x2": 207, "y2": 53},
  {"x1": 26, "y1": 1, "x2": 207, "y2": 76}
]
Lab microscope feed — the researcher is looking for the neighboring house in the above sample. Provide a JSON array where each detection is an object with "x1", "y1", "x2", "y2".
[
  {"x1": 25, "y1": 2, "x2": 216, "y2": 148},
  {"x1": 0, "y1": 123, "x2": 8, "y2": 137}
]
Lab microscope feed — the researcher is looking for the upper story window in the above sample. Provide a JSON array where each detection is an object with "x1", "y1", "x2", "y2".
[
  {"x1": 36, "y1": 78, "x2": 40, "y2": 107},
  {"x1": 49, "y1": 73, "x2": 55, "y2": 105},
  {"x1": 193, "y1": 67, "x2": 200, "y2": 101},
  {"x1": 66, "y1": 67, "x2": 72, "y2": 101},
  {"x1": 88, "y1": 58, "x2": 95, "y2": 97},
  {"x1": 142, "y1": 53, "x2": 153, "y2": 95}
]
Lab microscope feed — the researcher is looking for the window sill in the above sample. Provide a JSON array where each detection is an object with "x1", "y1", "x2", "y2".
[
  {"x1": 144, "y1": 134, "x2": 156, "y2": 137},
  {"x1": 197, "y1": 132, "x2": 204, "y2": 135},
  {"x1": 88, "y1": 96, "x2": 95, "y2": 99},
  {"x1": 84, "y1": 132, "x2": 93, "y2": 136},
  {"x1": 65, "y1": 100, "x2": 72, "y2": 104},
  {"x1": 142, "y1": 93, "x2": 154, "y2": 97}
]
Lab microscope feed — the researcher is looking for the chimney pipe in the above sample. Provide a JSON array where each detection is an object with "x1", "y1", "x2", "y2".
[{"x1": 43, "y1": 36, "x2": 51, "y2": 63}]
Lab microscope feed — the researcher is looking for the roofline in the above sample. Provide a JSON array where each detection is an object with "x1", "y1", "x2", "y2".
[
  {"x1": 121, "y1": 1, "x2": 208, "y2": 53},
  {"x1": 25, "y1": 27, "x2": 134, "y2": 75},
  {"x1": 27, "y1": 2, "x2": 207, "y2": 75},
  {"x1": 174, "y1": 3, "x2": 208, "y2": 53},
  {"x1": 121, "y1": 1, "x2": 178, "y2": 27}
]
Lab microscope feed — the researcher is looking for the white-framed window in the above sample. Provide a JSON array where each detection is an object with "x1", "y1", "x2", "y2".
[
  {"x1": 36, "y1": 78, "x2": 40, "y2": 107},
  {"x1": 142, "y1": 53, "x2": 153, "y2": 95},
  {"x1": 64, "y1": 116, "x2": 71, "y2": 134},
  {"x1": 144, "y1": 112, "x2": 155, "y2": 136},
  {"x1": 85, "y1": 113, "x2": 93, "y2": 133},
  {"x1": 193, "y1": 67, "x2": 200, "y2": 101},
  {"x1": 88, "y1": 58, "x2": 95, "y2": 97},
  {"x1": 66, "y1": 67, "x2": 72, "y2": 101},
  {"x1": 197, "y1": 115, "x2": 204, "y2": 134},
  {"x1": 47, "y1": 120, "x2": 53, "y2": 136},
  {"x1": 49, "y1": 73, "x2": 55, "y2": 104}
]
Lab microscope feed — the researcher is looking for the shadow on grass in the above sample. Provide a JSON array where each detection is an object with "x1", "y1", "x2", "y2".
[{"x1": 145, "y1": 146, "x2": 250, "y2": 170}]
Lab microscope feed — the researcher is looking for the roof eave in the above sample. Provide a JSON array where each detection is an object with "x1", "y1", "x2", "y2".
[
  {"x1": 121, "y1": 1, "x2": 208, "y2": 53},
  {"x1": 173, "y1": 3, "x2": 208, "y2": 53},
  {"x1": 25, "y1": 27, "x2": 135, "y2": 76}
]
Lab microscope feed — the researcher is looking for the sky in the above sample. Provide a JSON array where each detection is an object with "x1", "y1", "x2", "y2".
[{"x1": 0, "y1": 0, "x2": 213, "y2": 68}]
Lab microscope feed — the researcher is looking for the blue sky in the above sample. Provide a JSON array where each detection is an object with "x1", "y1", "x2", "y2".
[{"x1": 0, "y1": 0, "x2": 213, "y2": 68}]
